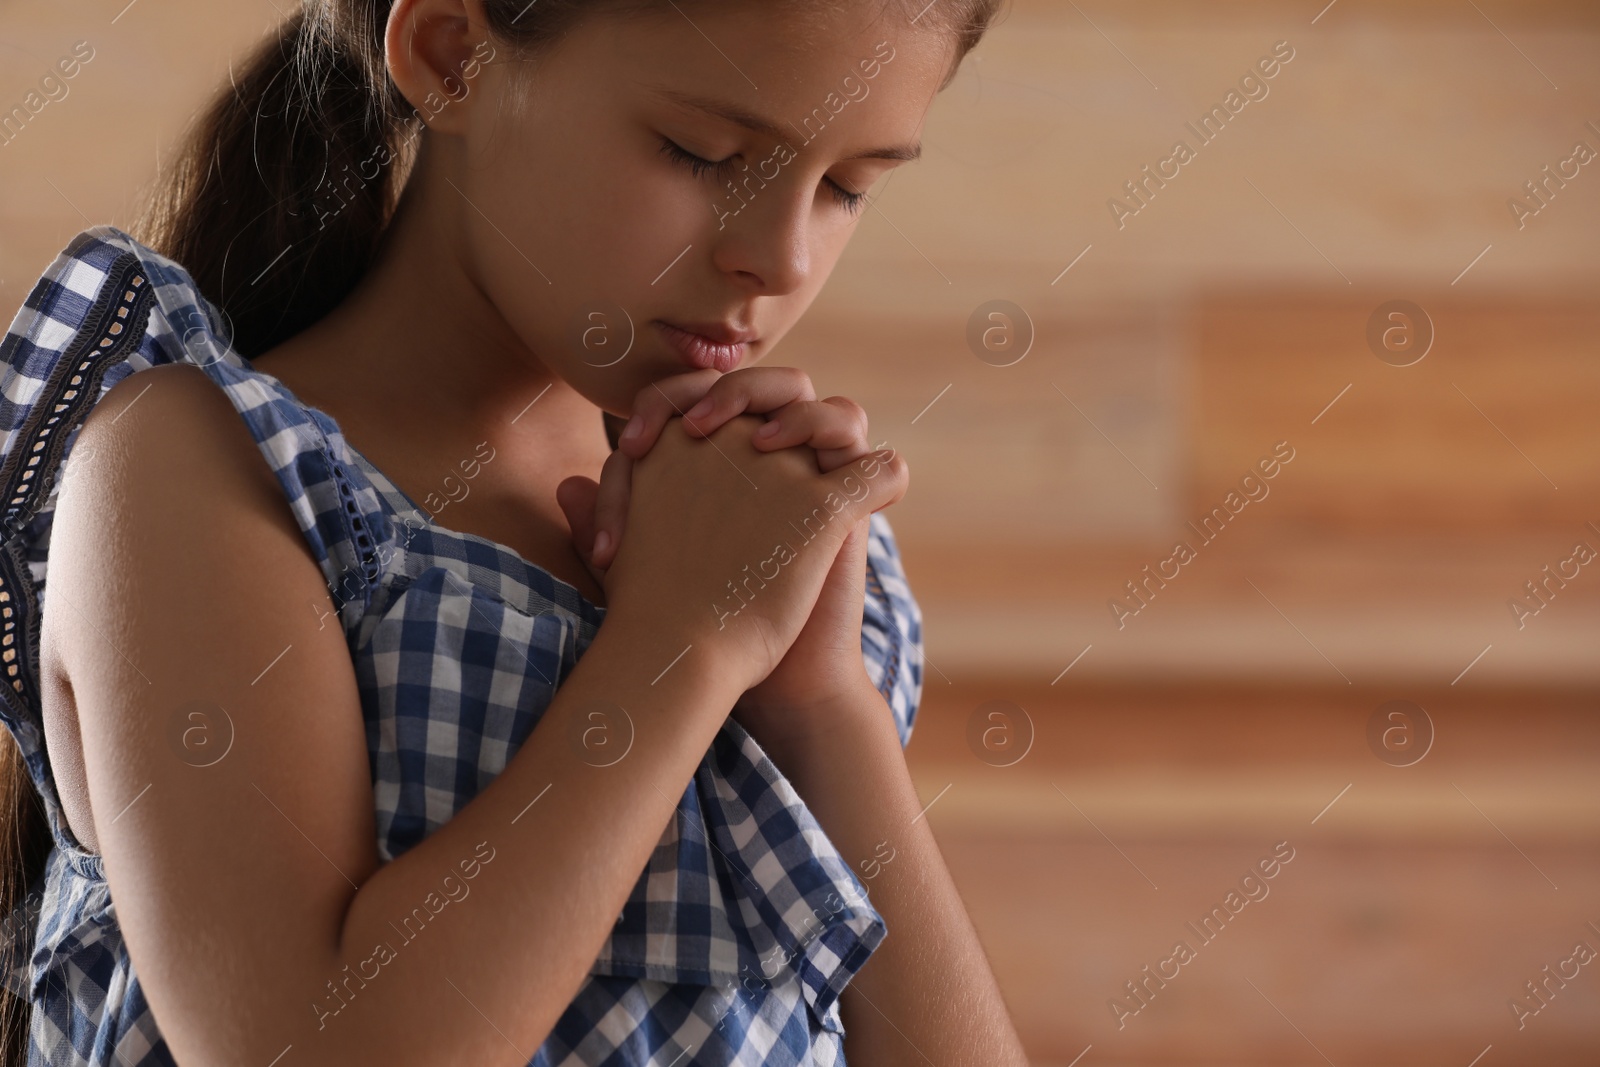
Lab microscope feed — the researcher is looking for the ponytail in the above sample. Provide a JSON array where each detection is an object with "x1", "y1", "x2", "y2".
[
  {"x1": 0, "y1": 743, "x2": 51, "y2": 1067},
  {"x1": 134, "y1": 0, "x2": 621, "y2": 360},
  {"x1": 137, "y1": 6, "x2": 409, "y2": 358}
]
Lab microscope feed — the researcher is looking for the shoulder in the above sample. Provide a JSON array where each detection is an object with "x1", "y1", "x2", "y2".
[
  {"x1": 70, "y1": 361, "x2": 284, "y2": 509},
  {"x1": 49, "y1": 362, "x2": 326, "y2": 676}
]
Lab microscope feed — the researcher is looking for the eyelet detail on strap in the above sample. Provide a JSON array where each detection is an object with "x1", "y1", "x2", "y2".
[{"x1": 329, "y1": 458, "x2": 382, "y2": 594}]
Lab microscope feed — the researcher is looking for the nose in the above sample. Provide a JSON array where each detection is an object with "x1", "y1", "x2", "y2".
[{"x1": 709, "y1": 176, "x2": 811, "y2": 296}]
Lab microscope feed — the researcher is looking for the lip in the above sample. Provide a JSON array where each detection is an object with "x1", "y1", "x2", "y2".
[{"x1": 654, "y1": 320, "x2": 757, "y2": 373}]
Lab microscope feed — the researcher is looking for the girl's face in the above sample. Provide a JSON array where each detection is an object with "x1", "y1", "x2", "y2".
[{"x1": 429, "y1": 2, "x2": 954, "y2": 416}]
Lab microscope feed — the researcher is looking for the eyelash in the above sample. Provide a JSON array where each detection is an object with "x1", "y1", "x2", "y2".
[{"x1": 657, "y1": 137, "x2": 869, "y2": 215}]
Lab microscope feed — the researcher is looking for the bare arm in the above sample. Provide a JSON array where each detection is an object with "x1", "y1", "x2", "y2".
[
  {"x1": 768, "y1": 680, "x2": 1030, "y2": 1065},
  {"x1": 47, "y1": 365, "x2": 807, "y2": 1065},
  {"x1": 587, "y1": 378, "x2": 1013, "y2": 1059}
]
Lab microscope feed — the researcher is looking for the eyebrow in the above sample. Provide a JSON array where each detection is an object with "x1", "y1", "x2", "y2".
[{"x1": 651, "y1": 86, "x2": 923, "y2": 162}]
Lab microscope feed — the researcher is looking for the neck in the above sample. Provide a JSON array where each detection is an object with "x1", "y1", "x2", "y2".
[{"x1": 255, "y1": 154, "x2": 611, "y2": 496}]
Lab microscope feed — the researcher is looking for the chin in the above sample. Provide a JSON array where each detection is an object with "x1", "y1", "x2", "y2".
[{"x1": 576, "y1": 366, "x2": 671, "y2": 419}]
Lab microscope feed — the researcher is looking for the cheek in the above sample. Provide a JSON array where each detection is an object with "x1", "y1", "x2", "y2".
[
  {"x1": 454, "y1": 120, "x2": 701, "y2": 407},
  {"x1": 448, "y1": 107, "x2": 857, "y2": 411},
  {"x1": 470, "y1": 108, "x2": 691, "y2": 285}
]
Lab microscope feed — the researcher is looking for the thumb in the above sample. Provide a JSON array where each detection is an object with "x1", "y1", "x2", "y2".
[
  {"x1": 833, "y1": 516, "x2": 870, "y2": 584},
  {"x1": 814, "y1": 516, "x2": 871, "y2": 630},
  {"x1": 827, "y1": 444, "x2": 909, "y2": 526},
  {"x1": 555, "y1": 475, "x2": 605, "y2": 583}
]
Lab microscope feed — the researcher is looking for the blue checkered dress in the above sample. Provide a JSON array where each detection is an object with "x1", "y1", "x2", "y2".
[{"x1": 0, "y1": 228, "x2": 926, "y2": 1066}]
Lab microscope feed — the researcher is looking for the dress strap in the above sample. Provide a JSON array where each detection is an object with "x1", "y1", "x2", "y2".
[
  {"x1": 0, "y1": 233, "x2": 156, "y2": 877},
  {"x1": 0, "y1": 226, "x2": 400, "y2": 865},
  {"x1": 112, "y1": 229, "x2": 403, "y2": 623}
]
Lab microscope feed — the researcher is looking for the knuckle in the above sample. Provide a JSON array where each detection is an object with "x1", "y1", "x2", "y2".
[
  {"x1": 707, "y1": 375, "x2": 750, "y2": 412},
  {"x1": 648, "y1": 370, "x2": 720, "y2": 416},
  {"x1": 781, "y1": 366, "x2": 814, "y2": 398},
  {"x1": 871, "y1": 450, "x2": 908, "y2": 492},
  {"x1": 890, "y1": 456, "x2": 911, "y2": 494},
  {"x1": 635, "y1": 395, "x2": 671, "y2": 428},
  {"x1": 824, "y1": 395, "x2": 868, "y2": 436},
  {"x1": 633, "y1": 378, "x2": 667, "y2": 414}
]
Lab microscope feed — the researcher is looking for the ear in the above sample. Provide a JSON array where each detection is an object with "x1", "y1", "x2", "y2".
[{"x1": 385, "y1": 0, "x2": 496, "y2": 136}]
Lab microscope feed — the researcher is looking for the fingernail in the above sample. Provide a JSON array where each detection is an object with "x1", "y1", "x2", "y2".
[
  {"x1": 592, "y1": 529, "x2": 612, "y2": 560},
  {"x1": 755, "y1": 420, "x2": 781, "y2": 439},
  {"x1": 685, "y1": 398, "x2": 714, "y2": 420},
  {"x1": 620, "y1": 416, "x2": 643, "y2": 442}
]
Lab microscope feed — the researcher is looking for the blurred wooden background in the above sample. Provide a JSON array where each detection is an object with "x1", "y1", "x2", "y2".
[{"x1": 3, "y1": 0, "x2": 1598, "y2": 1063}]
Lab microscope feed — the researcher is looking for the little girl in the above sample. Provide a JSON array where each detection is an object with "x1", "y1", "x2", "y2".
[{"x1": 0, "y1": 0, "x2": 1026, "y2": 1063}]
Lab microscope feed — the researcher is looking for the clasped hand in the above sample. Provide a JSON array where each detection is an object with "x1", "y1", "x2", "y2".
[{"x1": 554, "y1": 367, "x2": 907, "y2": 758}]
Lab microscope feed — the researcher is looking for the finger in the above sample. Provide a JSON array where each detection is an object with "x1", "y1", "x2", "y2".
[
  {"x1": 679, "y1": 367, "x2": 818, "y2": 440},
  {"x1": 590, "y1": 449, "x2": 634, "y2": 568},
  {"x1": 618, "y1": 369, "x2": 723, "y2": 460},
  {"x1": 826, "y1": 442, "x2": 910, "y2": 518},
  {"x1": 751, "y1": 396, "x2": 872, "y2": 470},
  {"x1": 555, "y1": 474, "x2": 604, "y2": 580}
]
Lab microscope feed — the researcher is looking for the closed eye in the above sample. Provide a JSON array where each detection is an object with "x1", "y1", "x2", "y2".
[
  {"x1": 658, "y1": 136, "x2": 871, "y2": 216},
  {"x1": 824, "y1": 174, "x2": 870, "y2": 215},
  {"x1": 657, "y1": 136, "x2": 737, "y2": 183}
]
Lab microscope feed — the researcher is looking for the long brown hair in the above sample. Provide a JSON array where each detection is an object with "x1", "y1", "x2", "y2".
[
  {"x1": 0, "y1": 757, "x2": 51, "y2": 1063},
  {"x1": 0, "y1": 0, "x2": 1005, "y2": 1060}
]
